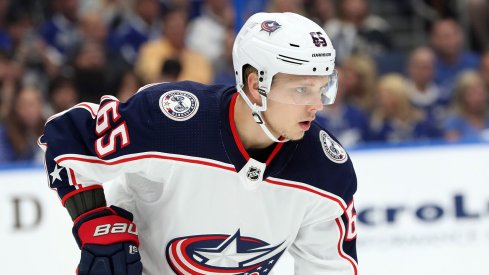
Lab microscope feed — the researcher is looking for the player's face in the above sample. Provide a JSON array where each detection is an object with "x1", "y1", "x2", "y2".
[{"x1": 264, "y1": 74, "x2": 326, "y2": 140}]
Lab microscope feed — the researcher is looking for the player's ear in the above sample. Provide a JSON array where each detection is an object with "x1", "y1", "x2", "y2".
[{"x1": 246, "y1": 72, "x2": 262, "y2": 105}]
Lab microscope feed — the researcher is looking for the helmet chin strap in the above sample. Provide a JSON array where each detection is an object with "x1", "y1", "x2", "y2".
[
  {"x1": 238, "y1": 89, "x2": 288, "y2": 143},
  {"x1": 252, "y1": 110, "x2": 287, "y2": 143}
]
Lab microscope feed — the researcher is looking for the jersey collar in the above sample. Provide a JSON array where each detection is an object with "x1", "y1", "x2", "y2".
[{"x1": 220, "y1": 91, "x2": 297, "y2": 178}]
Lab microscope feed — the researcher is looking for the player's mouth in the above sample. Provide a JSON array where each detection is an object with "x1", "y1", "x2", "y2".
[{"x1": 299, "y1": 120, "x2": 312, "y2": 131}]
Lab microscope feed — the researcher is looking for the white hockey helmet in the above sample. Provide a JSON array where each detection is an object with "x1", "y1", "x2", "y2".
[{"x1": 232, "y1": 12, "x2": 337, "y2": 112}]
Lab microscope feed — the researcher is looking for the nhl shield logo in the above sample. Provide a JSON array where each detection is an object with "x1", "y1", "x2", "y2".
[
  {"x1": 246, "y1": 166, "x2": 261, "y2": 181},
  {"x1": 319, "y1": 130, "x2": 348, "y2": 164},
  {"x1": 159, "y1": 90, "x2": 199, "y2": 121}
]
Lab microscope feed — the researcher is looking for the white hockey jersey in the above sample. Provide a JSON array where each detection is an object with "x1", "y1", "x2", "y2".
[{"x1": 40, "y1": 81, "x2": 358, "y2": 275}]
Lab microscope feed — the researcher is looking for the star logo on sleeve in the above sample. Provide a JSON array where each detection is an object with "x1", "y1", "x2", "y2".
[{"x1": 50, "y1": 164, "x2": 64, "y2": 184}]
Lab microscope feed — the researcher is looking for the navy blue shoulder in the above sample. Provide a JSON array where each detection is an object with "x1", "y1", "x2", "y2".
[
  {"x1": 122, "y1": 81, "x2": 236, "y2": 161},
  {"x1": 276, "y1": 122, "x2": 357, "y2": 205},
  {"x1": 133, "y1": 81, "x2": 232, "y2": 121}
]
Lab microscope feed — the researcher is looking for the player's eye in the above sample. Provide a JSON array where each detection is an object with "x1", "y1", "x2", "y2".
[{"x1": 295, "y1": 87, "x2": 307, "y2": 94}]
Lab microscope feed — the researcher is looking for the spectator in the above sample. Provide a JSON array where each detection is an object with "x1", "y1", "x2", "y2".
[
  {"x1": 267, "y1": 0, "x2": 305, "y2": 14},
  {"x1": 479, "y1": 51, "x2": 489, "y2": 90},
  {"x1": 316, "y1": 66, "x2": 370, "y2": 148},
  {"x1": 115, "y1": 70, "x2": 143, "y2": 102},
  {"x1": 0, "y1": 0, "x2": 9, "y2": 51},
  {"x1": 78, "y1": 0, "x2": 129, "y2": 26},
  {"x1": 48, "y1": 75, "x2": 78, "y2": 114},
  {"x1": 212, "y1": 28, "x2": 235, "y2": 85},
  {"x1": 186, "y1": 0, "x2": 234, "y2": 70},
  {"x1": 233, "y1": 0, "x2": 267, "y2": 30},
  {"x1": 71, "y1": 40, "x2": 111, "y2": 103},
  {"x1": 1, "y1": 2, "x2": 32, "y2": 53},
  {"x1": 405, "y1": 46, "x2": 446, "y2": 126},
  {"x1": 422, "y1": 0, "x2": 458, "y2": 18},
  {"x1": 107, "y1": 0, "x2": 162, "y2": 66},
  {"x1": 325, "y1": 0, "x2": 392, "y2": 64},
  {"x1": 135, "y1": 6, "x2": 213, "y2": 84},
  {"x1": 9, "y1": 3, "x2": 60, "y2": 91},
  {"x1": 306, "y1": 0, "x2": 336, "y2": 26},
  {"x1": 79, "y1": 13, "x2": 107, "y2": 45},
  {"x1": 0, "y1": 85, "x2": 45, "y2": 162},
  {"x1": 158, "y1": 58, "x2": 182, "y2": 82},
  {"x1": 443, "y1": 70, "x2": 489, "y2": 142},
  {"x1": 467, "y1": 0, "x2": 489, "y2": 52},
  {"x1": 341, "y1": 54, "x2": 377, "y2": 113},
  {"x1": 0, "y1": 0, "x2": 9, "y2": 26},
  {"x1": 79, "y1": 12, "x2": 128, "y2": 92},
  {"x1": 39, "y1": 0, "x2": 81, "y2": 63},
  {"x1": 369, "y1": 74, "x2": 440, "y2": 143},
  {"x1": 0, "y1": 50, "x2": 21, "y2": 118},
  {"x1": 430, "y1": 18, "x2": 480, "y2": 104}
]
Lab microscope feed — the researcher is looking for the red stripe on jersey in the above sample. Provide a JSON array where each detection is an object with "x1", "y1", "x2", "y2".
[
  {"x1": 335, "y1": 218, "x2": 358, "y2": 275},
  {"x1": 46, "y1": 102, "x2": 97, "y2": 124},
  {"x1": 265, "y1": 142, "x2": 284, "y2": 165},
  {"x1": 37, "y1": 136, "x2": 47, "y2": 147},
  {"x1": 100, "y1": 95, "x2": 117, "y2": 102},
  {"x1": 229, "y1": 93, "x2": 250, "y2": 160},
  {"x1": 228, "y1": 93, "x2": 284, "y2": 165},
  {"x1": 77, "y1": 103, "x2": 97, "y2": 117},
  {"x1": 69, "y1": 169, "x2": 78, "y2": 186},
  {"x1": 58, "y1": 154, "x2": 236, "y2": 172},
  {"x1": 169, "y1": 239, "x2": 203, "y2": 275},
  {"x1": 265, "y1": 178, "x2": 346, "y2": 211}
]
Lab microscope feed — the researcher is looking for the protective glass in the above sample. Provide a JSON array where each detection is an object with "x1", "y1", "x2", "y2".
[{"x1": 267, "y1": 70, "x2": 338, "y2": 106}]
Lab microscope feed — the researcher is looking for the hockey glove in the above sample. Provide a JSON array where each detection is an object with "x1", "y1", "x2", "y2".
[{"x1": 73, "y1": 206, "x2": 143, "y2": 275}]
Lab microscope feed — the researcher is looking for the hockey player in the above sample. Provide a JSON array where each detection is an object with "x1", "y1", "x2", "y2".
[{"x1": 40, "y1": 12, "x2": 358, "y2": 275}]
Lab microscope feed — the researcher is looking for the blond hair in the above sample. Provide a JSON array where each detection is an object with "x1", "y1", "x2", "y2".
[
  {"x1": 342, "y1": 54, "x2": 377, "y2": 112},
  {"x1": 453, "y1": 70, "x2": 488, "y2": 117},
  {"x1": 372, "y1": 73, "x2": 424, "y2": 123}
]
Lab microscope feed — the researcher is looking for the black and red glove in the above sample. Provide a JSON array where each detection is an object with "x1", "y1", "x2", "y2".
[{"x1": 73, "y1": 205, "x2": 143, "y2": 275}]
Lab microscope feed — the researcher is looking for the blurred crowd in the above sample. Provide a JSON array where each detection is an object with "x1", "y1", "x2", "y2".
[{"x1": 0, "y1": 0, "x2": 488, "y2": 164}]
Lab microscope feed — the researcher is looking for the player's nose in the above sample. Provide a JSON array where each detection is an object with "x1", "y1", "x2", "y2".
[{"x1": 308, "y1": 97, "x2": 324, "y2": 113}]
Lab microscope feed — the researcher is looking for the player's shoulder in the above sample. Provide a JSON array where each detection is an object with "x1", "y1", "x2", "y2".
[
  {"x1": 135, "y1": 81, "x2": 223, "y2": 96},
  {"x1": 303, "y1": 122, "x2": 350, "y2": 165},
  {"x1": 289, "y1": 122, "x2": 357, "y2": 202},
  {"x1": 134, "y1": 81, "x2": 230, "y2": 99},
  {"x1": 127, "y1": 81, "x2": 233, "y2": 123}
]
